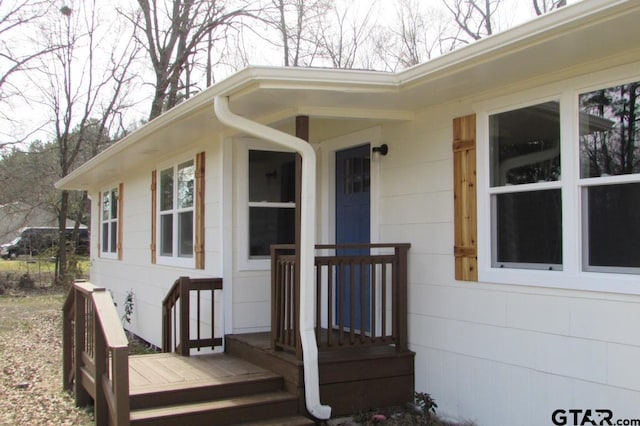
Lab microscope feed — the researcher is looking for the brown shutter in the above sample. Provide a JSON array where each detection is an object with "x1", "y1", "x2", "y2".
[
  {"x1": 97, "y1": 192, "x2": 101, "y2": 258},
  {"x1": 151, "y1": 170, "x2": 157, "y2": 264},
  {"x1": 453, "y1": 114, "x2": 478, "y2": 281},
  {"x1": 117, "y1": 183, "x2": 124, "y2": 260},
  {"x1": 195, "y1": 152, "x2": 205, "y2": 269}
]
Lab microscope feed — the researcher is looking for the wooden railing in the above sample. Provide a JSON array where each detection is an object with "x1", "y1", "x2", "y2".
[
  {"x1": 162, "y1": 276, "x2": 223, "y2": 356},
  {"x1": 62, "y1": 281, "x2": 130, "y2": 426},
  {"x1": 271, "y1": 243, "x2": 410, "y2": 357}
]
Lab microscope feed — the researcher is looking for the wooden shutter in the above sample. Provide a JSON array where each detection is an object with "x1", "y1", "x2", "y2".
[
  {"x1": 195, "y1": 152, "x2": 205, "y2": 269},
  {"x1": 453, "y1": 114, "x2": 478, "y2": 281},
  {"x1": 117, "y1": 183, "x2": 124, "y2": 260},
  {"x1": 151, "y1": 170, "x2": 157, "y2": 264}
]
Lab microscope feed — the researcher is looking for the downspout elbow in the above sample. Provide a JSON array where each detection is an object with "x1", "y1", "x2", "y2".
[{"x1": 213, "y1": 96, "x2": 331, "y2": 421}]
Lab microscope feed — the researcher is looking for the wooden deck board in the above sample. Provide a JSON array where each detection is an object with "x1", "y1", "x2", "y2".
[{"x1": 129, "y1": 352, "x2": 278, "y2": 396}]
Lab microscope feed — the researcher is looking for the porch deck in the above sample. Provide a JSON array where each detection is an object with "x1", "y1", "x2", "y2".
[{"x1": 124, "y1": 333, "x2": 414, "y2": 424}]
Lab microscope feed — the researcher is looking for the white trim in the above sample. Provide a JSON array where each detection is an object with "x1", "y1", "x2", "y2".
[
  {"x1": 476, "y1": 65, "x2": 640, "y2": 295},
  {"x1": 222, "y1": 136, "x2": 234, "y2": 335}
]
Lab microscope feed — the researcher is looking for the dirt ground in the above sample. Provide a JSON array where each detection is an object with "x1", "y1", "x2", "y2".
[{"x1": 0, "y1": 288, "x2": 94, "y2": 425}]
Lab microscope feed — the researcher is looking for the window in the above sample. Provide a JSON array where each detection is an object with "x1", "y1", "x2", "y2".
[
  {"x1": 489, "y1": 101, "x2": 562, "y2": 270},
  {"x1": 248, "y1": 149, "x2": 296, "y2": 258},
  {"x1": 101, "y1": 186, "x2": 121, "y2": 259},
  {"x1": 159, "y1": 159, "x2": 195, "y2": 261},
  {"x1": 478, "y1": 76, "x2": 640, "y2": 289},
  {"x1": 579, "y1": 81, "x2": 640, "y2": 273}
]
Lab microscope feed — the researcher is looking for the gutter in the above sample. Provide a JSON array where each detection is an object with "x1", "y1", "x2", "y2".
[{"x1": 213, "y1": 96, "x2": 332, "y2": 421}]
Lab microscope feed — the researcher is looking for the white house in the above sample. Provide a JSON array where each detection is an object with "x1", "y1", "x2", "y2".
[{"x1": 57, "y1": 0, "x2": 640, "y2": 424}]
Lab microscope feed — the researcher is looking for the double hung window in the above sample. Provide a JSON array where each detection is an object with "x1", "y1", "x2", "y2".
[
  {"x1": 159, "y1": 159, "x2": 195, "y2": 261},
  {"x1": 248, "y1": 149, "x2": 296, "y2": 259},
  {"x1": 101, "y1": 187, "x2": 120, "y2": 257},
  {"x1": 483, "y1": 78, "x2": 640, "y2": 284},
  {"x1": 579, "y1": 81, "x2": 640, "y2": 273},
  {"x1": 489, "y1": 101, "x2": 563, "y2": 270}
]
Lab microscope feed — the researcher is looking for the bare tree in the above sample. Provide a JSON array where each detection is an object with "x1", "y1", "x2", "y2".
[
  {"x1": 370, "y1": 0, "x2": 459, "y2": 72},
  {"x1": 443, "y1": 0, "x2": 503, "y2": 43},
  {"x1": 532, "y1": 0, "x2": 566, "y2": 16},
  {"x1": 317, "y1": 0, "x2": 378, "y2": 69},
  {"x1": 255, "y1": 0, "x2": 330, "y2": 67},
  {"x1": 32, "y1": 0, "x2": 140, "y2": 285},
  {"x1": 129, "y1": 0, "x2": 249, "y2": 120},
  {"x1": 0, "y1": 0, "x2": 58, "y2": 148}
]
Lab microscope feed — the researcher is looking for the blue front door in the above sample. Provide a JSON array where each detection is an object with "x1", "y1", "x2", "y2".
[{"x1": 335, "y1": 144, "x2": 371, "y2": 331}]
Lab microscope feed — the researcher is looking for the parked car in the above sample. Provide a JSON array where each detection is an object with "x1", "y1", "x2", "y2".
[{"x1": 0, "y1": 227, "x2": 89, "y2": 260}]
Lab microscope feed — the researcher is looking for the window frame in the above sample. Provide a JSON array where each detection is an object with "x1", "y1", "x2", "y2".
[
  {"x1": 156, "y1": 155, "x2": 197, "y2": 268},
  {"x1": 100, "y1": 185, "x2": 120, "y2": 259},
  {"x1": 237, "y1": 139, "x2": 296, "y2": 271},
  {"x1": 487, "y1": 99, "x2": 564, "y2": 271},
  {"x1": 476, "y1": 65, "x2": 640, "y2": 295}
]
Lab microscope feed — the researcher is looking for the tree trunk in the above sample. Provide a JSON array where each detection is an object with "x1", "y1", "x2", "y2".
[{"x1": 56, "y1": 189, "x2": 69, "y2": 286}]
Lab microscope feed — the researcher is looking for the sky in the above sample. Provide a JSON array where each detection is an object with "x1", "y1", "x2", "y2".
[{"x1": 0, "y1": 0, "x2": 582, "y2": 150}]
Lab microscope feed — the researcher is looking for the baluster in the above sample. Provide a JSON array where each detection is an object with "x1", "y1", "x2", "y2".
[
  {"x1": 196, "y1": 287, "x2": 201, "y2": 352},
  {"x1": 371, "y1": 260, "x2": 377, "y2": 343}
]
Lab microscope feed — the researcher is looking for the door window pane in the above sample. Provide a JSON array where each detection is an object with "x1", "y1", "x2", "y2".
[
  {"x1": 493, "y1": 189, "x2": 562, "y2": 267},
  {"x1": 343, "y1": 155, "x2": 371, "y2": 194},
  {"x1": 490, "y1": 101, "x2": 561, "y2": 187}
]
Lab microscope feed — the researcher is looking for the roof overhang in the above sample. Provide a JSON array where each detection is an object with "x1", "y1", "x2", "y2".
[{"x1": 56, "y1": 0, "x2": 640, "y2": 191}]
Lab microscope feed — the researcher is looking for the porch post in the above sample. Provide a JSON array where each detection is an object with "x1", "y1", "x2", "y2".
[{"x1": 294, "y1": 116, "x2": 309, "y2": 360}]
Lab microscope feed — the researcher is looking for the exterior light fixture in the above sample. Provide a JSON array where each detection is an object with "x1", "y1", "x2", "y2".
[{"x1": 372, "y1": 144, "x2": 388, "y2": 156}]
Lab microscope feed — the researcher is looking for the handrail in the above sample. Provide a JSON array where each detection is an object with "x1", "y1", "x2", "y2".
[
  {"x1": 271, "y1": 243, "x2": 410, "y2": 355},
  {"x1": 162, "y1": 276, "x2": 223, "y2": 356},
  {"x1": 62, "y1": 281, "x2": 130, "y2": 426}
]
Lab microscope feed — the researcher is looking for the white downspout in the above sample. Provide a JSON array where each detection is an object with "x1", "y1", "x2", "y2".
[{"x1": 213, "y1": 96, "x2": 332, "y2": 421}]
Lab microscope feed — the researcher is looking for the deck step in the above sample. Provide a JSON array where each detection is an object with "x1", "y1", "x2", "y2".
[
  {"x1": 130, "y1": 371, "x2": 284, "y2": 409},
  {"x1": 237, "y1": 415, "x2": 316, "y2": 426},
  {"x1": 130, "y1": 391, "x2": 299, "y2": 425}
]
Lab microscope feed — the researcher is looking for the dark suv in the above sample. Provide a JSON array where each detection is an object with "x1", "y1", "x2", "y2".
[{"x1": 0, "y1": 227, "x2": 89, "y2": 260}]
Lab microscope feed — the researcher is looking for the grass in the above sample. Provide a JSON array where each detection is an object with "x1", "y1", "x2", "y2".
[
  {"x1": 0, "y1": 257, "x2": 90, "y2": 272},
  {"x1": 0, "y1": 257, "x2": 90, "y2": 290}
]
